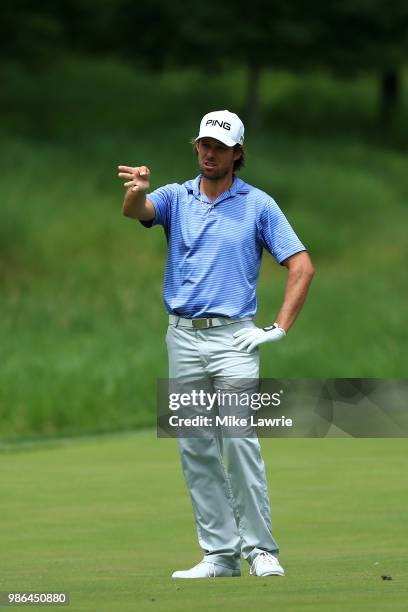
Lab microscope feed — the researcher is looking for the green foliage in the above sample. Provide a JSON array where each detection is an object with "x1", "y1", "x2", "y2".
[
  {"x1": 3, "y1": 2, "x2": 408, "y2": 74},
  {"x1": 303, "y1": 0, "x2": 408, "y2": 74},
  {"x1": 2, "y1": 3, "x2": 408, "y2": 132},
  {"x1": 1, "y1": 1, "x2": 56, "y2": 63}
]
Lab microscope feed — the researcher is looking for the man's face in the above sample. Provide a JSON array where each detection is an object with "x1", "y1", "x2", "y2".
[{"x1": 196, "y1": 137, "x2": 241, "y2": 180}]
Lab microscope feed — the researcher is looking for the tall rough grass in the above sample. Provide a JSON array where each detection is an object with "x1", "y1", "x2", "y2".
[{"x1": 1, "y1": 60, "x2": 407, "y2": 440}]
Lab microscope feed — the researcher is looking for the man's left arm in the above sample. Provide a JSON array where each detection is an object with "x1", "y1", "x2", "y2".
[
  {"x1": 232, "y1": 251, "x2": 314, "y2": 353},
  {"x1": 274, "y1": 251, "x2": 314, "y2": 332}
]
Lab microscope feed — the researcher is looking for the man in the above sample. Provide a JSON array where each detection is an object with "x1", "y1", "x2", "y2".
[{"x1": 118, "y1": 110, "x2": 314, "y2": 579}]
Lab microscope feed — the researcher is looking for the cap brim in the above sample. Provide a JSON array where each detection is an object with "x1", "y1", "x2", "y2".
[{"x1": 195, "y1": 129, "x2": 238, "y2": 148}]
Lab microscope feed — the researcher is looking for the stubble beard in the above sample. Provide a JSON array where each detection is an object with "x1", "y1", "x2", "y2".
[{"x1": 199, "y1": 163, "x2": 231, "y2": 181}]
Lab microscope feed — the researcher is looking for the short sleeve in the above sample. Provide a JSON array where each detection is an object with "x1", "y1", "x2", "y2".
[
  {"x1": 139, "y1": 183, "x2": 178, "y2": 231},
  {"x1": 256, "y1": 198, "x2": 306, "y2": 264}
]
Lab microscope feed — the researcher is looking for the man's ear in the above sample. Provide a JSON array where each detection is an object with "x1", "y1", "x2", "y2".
[{"x1": 233, "y1": 146, "x2": 242, "y2": 160}]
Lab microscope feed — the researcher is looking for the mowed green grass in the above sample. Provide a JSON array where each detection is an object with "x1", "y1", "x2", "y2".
[{"x1": 1, "y1": 433, "x2": 407, "y2": 612}]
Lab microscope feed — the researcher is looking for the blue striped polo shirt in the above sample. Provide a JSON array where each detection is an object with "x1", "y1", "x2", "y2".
[{"x1": 142, "y1": 174, "x2": 306, "y2": 318}]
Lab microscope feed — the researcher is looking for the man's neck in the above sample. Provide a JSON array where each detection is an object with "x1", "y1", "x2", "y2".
[{"x1": 200, "y1": 173, "x2": 235, "y2": 202}]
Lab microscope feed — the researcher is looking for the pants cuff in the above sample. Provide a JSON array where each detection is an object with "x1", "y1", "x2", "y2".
[{"x1": 203, "y1": 554, "x2": 241, "y2": 570}]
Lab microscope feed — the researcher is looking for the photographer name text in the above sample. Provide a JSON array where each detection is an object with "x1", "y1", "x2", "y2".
[{"x1": 168, "y1": 415, "x2": 293, "y2": 428}]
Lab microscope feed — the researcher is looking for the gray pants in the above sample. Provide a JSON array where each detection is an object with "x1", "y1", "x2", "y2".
[{"x1": 166, "y1": 320, "x2": 279, "y2": 570}]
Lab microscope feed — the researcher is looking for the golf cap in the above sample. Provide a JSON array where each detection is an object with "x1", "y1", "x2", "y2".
[{"x1": 195, "y1": 110, "x2": 244, "y2": 147}]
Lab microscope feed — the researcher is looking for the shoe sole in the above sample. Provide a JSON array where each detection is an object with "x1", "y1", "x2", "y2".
[{"x1": 172, "y1": 571, "x2": 241, "y2": 579}]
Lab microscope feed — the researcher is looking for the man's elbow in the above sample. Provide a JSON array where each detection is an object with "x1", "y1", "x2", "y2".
[
  {"x1": 122, "y1": 204, "x2": 138, "y2": 219},
  {"x1": 305, "y1": 261, "x2": 315, "y2": 280},
  {"x1": 287, "y1": 252, "x2": 315, "y2": 280},
  {"x1": 298, "y1": 252, "x2": 315, "y2": 280},
  {"x1": 301, "y1": 262, "x2": 315, "y2": 290}
]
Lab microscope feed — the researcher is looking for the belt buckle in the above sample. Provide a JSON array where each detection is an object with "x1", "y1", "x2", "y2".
[{"x1": 192, "y1": 318, "x2": 212, "y2": 329}]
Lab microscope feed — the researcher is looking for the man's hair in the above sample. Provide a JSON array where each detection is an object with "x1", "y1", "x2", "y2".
[{"x1": 191, "y1": 139, "x2": 246, "y2": 172}]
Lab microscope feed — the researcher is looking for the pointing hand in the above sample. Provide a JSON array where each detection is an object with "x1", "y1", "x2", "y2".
[{"x1": 118, "y1": 165, "x2": 150, "y2": 193}]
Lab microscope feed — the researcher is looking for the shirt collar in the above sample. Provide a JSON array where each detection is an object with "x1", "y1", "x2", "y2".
[{"x1": 184, "y1": 175, "x2": 250, "y2": 197}]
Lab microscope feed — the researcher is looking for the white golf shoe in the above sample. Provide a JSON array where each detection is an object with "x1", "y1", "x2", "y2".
[
  {"x1": 250, "y1": 552, "x2": 285, "y2": 577},
  {"x1": 172, "y1": 561, "x2": 241, "y2": 579}
]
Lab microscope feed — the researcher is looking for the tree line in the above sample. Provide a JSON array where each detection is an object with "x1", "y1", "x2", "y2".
[{"x1": 2, "y1": 0, "x2": 408, "y2": 130}]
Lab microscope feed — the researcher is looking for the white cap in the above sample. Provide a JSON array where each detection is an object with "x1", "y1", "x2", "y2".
[{"x1": 195, "y1": 110, "x2": 244, "y2": 147}]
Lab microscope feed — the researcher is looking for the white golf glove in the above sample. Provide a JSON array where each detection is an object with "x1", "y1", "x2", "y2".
[{"x1": 232, "y1": 324, "x2": 286, "y2": 353}]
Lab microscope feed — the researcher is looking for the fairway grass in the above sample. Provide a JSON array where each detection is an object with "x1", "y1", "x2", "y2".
[{"x1": 1, "y1": 433, "x2": 407, "y2": 611}]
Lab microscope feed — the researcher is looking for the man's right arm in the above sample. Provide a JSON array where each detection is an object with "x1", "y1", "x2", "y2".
[{"x1": 118, "y1": 165, "x2": 155, "y2": 221}]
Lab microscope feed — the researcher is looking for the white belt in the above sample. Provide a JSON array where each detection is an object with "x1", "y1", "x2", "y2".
[{"x1": 169, "y1": 315, "x2": 252, "y2": 329}]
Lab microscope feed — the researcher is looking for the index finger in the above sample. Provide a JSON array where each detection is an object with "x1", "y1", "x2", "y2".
[{"x1": 118, "y1": 165, "x2": 136, "y2": 173}]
